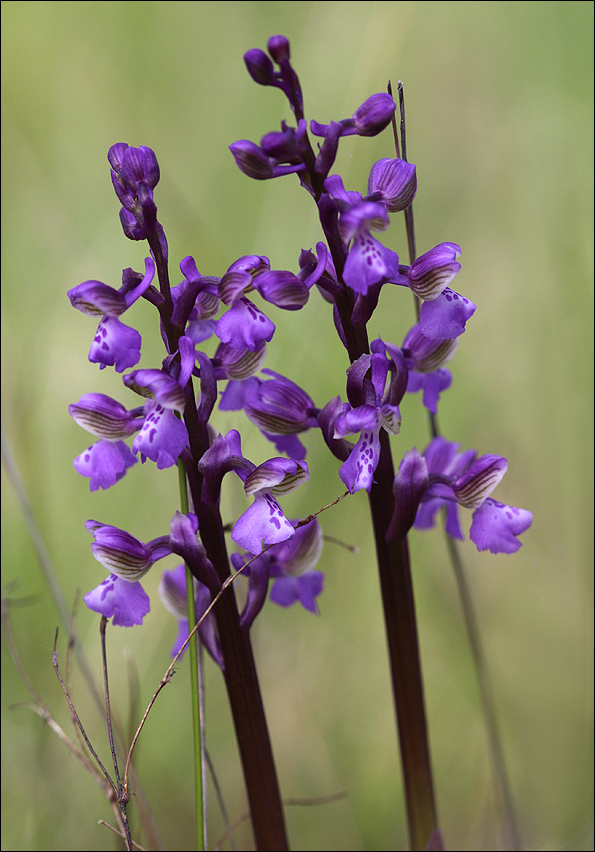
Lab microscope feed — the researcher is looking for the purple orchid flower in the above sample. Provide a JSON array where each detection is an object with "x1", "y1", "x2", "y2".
[
  {"x1": 83, "y1": 520, "x2": 172, "y2": 626},
  {"x1": 122, "y1": 338, "x2": 195, "y2": 469},
  {"x1": 216, "y1": 256, "x2": 276, "y2": 351},
  {"x1": 325, "y1": 174, "x2": 401, "y2": 296},
  {"x1": 71, "y1": 336, "x2": 196, "y2": 483},
  {"x1": 394, "y1": 243, "x2": 476, "y2": 339},
  {"x1": 69, "y1": 393, "x2": 144, "y2": 440},
  {"x1": 131, "y1": 401, "x2": 189, "y2": 469},
  {"x1": 231, "y1": 517, "x2": 324, "y2": 627},
  {"x1": 198, "y1": 428, "x2": 309, "y2": 554},
  {"x1": 69, "y1": 393, "x2": 144, "y2": 490},
  {"x1": 333, "y1": 342, "x2": 405, "y2": 493},
  {"x1": 67, "y1": 257, "x2": 155, "y2": 372},
  {"x1": 197, "y1": 428, "x2": 250, "y2": 506},
  {"x1": 251, "y1": 241, "x2": 328, "y2": 312},
  {"x1": 230, "y1": 40, "x2": 310, "y2": 182},
  {"x1": 243, "y1": 36, "x2": 305, "y2": 121},
  {"x1": 386, "y1": 437, "x2": 533, "y2": 554},
  {"x1": 84, "y1": 576, "x2": 152, "y2": 628},
  {"x1": 232, "y1": 456, "x2": 310, "y2": 555},
  {"x1": 216, "y1": 296, "x2": 276, "y2": 351}
]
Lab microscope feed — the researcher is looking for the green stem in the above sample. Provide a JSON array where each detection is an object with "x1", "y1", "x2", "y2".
[
  {"x1": 178, "y1": 459, "x2": 205, "y2": 851},
  {"x1": 444, "y1": 534, "x2": 521, "y2": 849}
]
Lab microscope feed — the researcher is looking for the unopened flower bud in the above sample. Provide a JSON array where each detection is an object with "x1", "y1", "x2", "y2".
[
  {"x1": 352, "y1": 93, "x2": 396, "y2": 136},
  {"x1": 244, "y1": 48, "x2": 277, "y2": 85},
  {"x1": 368, "y1": 158, "x2": 417, "y2": 211},
  {"x1": 267, "y1": 35, "x2": 290, "y2": 63},
  {"x1": 229, "y1": 140, "x2": 274, "y2": 180}
]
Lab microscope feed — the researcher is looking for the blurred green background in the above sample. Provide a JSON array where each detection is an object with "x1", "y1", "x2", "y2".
[{"x1": 1, "y1": 2, "x2": 593, "y2": 850}]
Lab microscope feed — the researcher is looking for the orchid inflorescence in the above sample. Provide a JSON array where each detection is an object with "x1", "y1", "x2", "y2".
[{"x1": 67, "y1": 33, "x2": 532, "y2": 850}]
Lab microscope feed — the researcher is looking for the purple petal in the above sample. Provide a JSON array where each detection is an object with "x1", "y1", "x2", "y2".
[
  {"x1": 89, "y1": 317, "x2": 142, "y2": 372},
  {"x1": 216, "y1": 297, "x2": 275, "y2": 351},
  {"x1": 379, "y1": 402, "x2": 402, "y2": 435},
  {"x1": 170, "y1": 618, "x2": 190, "y2": 657},
  {"x1": 159, "y1": 564, "x2": 189, "y2": 619},
  {"x1": 334, "y1": 405, "x2": 381, "y2": 437},
  {"x1": 343, "y1": 234, "x2": 399, "y2": 295},
  {"x1": 242, "y1": 371, "x2": 315, "y2": 435},
  {"x1": 470, "y1": 498, "x2": 533, "y2": 553},
  {"x1": 229, "y1": 140, "x2": 274, "y2": 180},
  {"x1": 252, "y1": 269, "x2": 309, "y2": 310},
  {"x1": 197, "y1": 429, "x2": 250, "y2": 494},
  {"x1": 453, "y1": 455, "x2": 508, "y2": 509},
  {"x1": 270, "y1": 572, "x2": 324, "y2": 613},
  {"x1": 159, "y1": 566, "x2": 222, "y2": 665},
  {"x1": 219, "y1": 380, "x2": 245, "y2": 411},
  {"x1": 123, "y1": 369, "x2": 186, "y2": 412},
  {"x1": 419, "y1": 288, "x2": 476, "y2": 339},
  {"x1": 406, "y1": 372, "x2": 424, "y2": 394},
  {"x1": 262, "y1": 432, "x2": 308, "y2": 460},
  {"x1": 270, "y1": 571, "x2": 324, "y2": 614},
  {"x1": 407, "y1": 243, "x2": 461, "y2": 301},
  {"x1": 74, "y1": 439, "x2": 137, "y2": 491},
  {"x1": 132, "y1": 404, "x2": 189, "y2": 469},
  {"x1": 84, "y1": 575, "x2": 150, "y2": 627},
  {"x1": 122, "y1": 257, "x2": 156, "y2": 309},
  {"x1": 87, "y1": 522, "x2": 153, "y2": 581},
  {"x1": 215, "y1": 341, "x2": 267, "y2": 382},
  {"x1": 423, "y1": 436, "x2": 462, "y2": 475},
  {"x1": 419, "y1": 370, "x2": 452, "y2": 415},
  {"x1": 297, "y1": 572, "x2": 325, "y2": 613},
  {"x1": 68, "y1": 280, "x2": 127, "y2": 317},
  {"x1": 186, "y1": 318, "x2": 217, "y2": 344},
  {"x1": 69, "y1": 393, "x2": 140, "y2": 440},
  {"x1": 444, "y1": 500, "x2": 465, "y2": 540},
  {"x1": 239, "y1": 559, "x2": 270, "y2": 629},
  {"x1": 403, "y1": 324, "x2": 458, "y2": 372},
  {"x1": 243, "y1": 457, "x2": 309, "y2": 496},
  {"x1": 339, "y1": 429, "x2": 381, "y2": 493},
  {"x1": 121, "y1": 145, "x2": 160, "y2": 190},
  {"x1": 414, "y1": 495, "x2": 447, "y2": 531},
  {"x1": 351, "y1": 93, "x2": 396, "y2": 136},
  {"x1": 269, "y1": 575, "x2": 300, "y2": 607},
  {"x1": 232, "y1": 493, "x2": 295, "y2": 554},
  {"x1": 168, "y1": 511, "x2": 220, "y2": 590}
]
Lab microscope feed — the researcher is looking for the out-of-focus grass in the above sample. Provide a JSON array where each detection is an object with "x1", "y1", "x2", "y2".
[{"x1": 1, "y1": 2, "x2": 593, "y2": 850}]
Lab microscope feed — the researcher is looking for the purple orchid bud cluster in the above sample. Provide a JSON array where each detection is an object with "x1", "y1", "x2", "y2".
[{"x1": 68, "y1": 35, "x2": 531, "y2": 650}]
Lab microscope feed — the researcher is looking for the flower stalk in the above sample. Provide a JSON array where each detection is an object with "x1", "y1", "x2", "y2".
[{"x1": 370, "y1": 434, "x2": 441, "y2": 850}]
